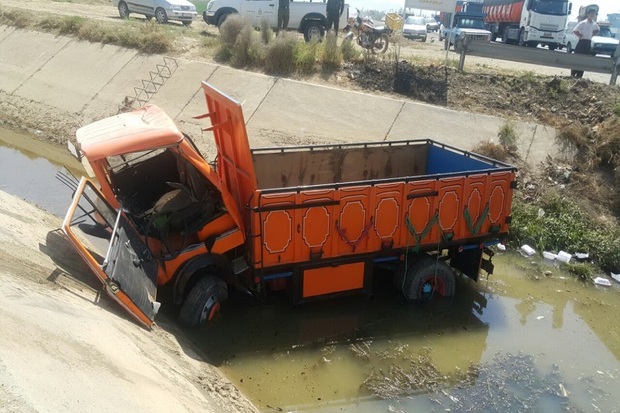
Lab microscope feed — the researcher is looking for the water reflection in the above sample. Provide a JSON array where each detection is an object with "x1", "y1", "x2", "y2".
[{"x1": 0, "y1": 127, "x2": 83, "y2": 217}]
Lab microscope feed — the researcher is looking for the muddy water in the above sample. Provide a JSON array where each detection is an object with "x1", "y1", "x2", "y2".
[
  {"x1": 0, "y1": 127, "x2": 83, "y2": 217},
  {"x1": 187, "y1": 256, "x2": 620, "y2": 412},
  {"x1": 2, "y1": 126, "x2": 620, "y2": 413}
]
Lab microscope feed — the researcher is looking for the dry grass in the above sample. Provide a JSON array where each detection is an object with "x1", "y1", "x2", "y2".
[
  {"x1": 265, "y1": 33, "x2": 296, "y2": 75},
  {"x1": 471, "y1": 141, "x2": 511, "y2": 162}
]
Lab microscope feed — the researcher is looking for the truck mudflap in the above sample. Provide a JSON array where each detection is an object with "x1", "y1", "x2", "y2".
[
  {"x1": 450, "y1": 246, "x2": 495, "y2": 281},
  {"x1": 62, "y1": 178, "x2": 161, "y2": 329}
]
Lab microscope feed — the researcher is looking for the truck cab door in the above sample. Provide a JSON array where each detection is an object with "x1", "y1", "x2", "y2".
[
  {"x1": 242, "y1": 0, "x2": 277, "y2": 27},
  {"x1": 62, "y1": 178, "x2": 161, "y2": 329}
]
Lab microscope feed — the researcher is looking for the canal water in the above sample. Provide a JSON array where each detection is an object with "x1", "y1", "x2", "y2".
[{"x1": 2, "y1": 126, "x2": 620, "y2": 413}]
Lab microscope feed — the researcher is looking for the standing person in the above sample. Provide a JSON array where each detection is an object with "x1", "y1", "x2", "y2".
[
  {"x1": 277, "y1": 0, "x2": 290, "y2": 33},
  {"x1": 326, "y1": 0, "x2": 345, "y2": 33},
  {"x1": 571, "y1": 9, "x2": 600, "y2": 78}
]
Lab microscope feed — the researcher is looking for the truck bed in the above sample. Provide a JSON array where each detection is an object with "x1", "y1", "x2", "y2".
[
  {"x1": 199, "y1": 82, "x2": 515, "y2": 288},
  {"x1": 249, "y1": 140, "x2": 515, "y2": 269}
]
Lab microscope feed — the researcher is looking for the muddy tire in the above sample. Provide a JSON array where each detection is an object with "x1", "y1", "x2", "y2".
[
  {"x1": 118, "y1": 1, "x2": 129, "y2": 19},
  {"x1": 178, "y1": 276, "x2": 228, "y2": 328},
  {"x1": 566, "y1": 42, "x2": 573, "y2": 53},
  {"x1": 155, "y1": 8, "x2": 168, "y2": 24},
  {"x1": 396, "y1": 256, "x2": 455, "y2": 302}
]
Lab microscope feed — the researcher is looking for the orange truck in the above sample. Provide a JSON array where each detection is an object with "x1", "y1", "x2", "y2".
[{"x1": 62, "y1": 82, "x2": 517, "y2": 329}]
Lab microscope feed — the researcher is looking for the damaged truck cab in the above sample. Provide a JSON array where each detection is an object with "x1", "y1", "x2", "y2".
[{"x1": 63, "y1": 82, "x2": 516, "y2": 329}]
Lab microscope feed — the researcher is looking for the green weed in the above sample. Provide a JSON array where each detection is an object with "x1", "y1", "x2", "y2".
[
  {"x1": 510, "y1": 194, "x2": 620, "y2": 274},
  {"x1": 340, "y1": 37, "x2": 360, "y2": 62},
  {"x1": 321, "y1": 32, "x2": 342, "y2": 70},
  {"x1": 294, "y1": 39, "x2": 319, "y2": 74},
  {"x1": 498, "y1": 121, "x2": 518, "y2": 153}
]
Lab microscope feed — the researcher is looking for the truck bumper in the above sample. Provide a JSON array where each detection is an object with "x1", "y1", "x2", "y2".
[{"x1": 203, "y1": 10, "x2": 216, "y2": 25}]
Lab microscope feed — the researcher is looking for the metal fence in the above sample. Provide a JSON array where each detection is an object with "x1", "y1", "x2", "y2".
[{"x1": 456, "y1": 40, "x2": 620, "y2": 86}]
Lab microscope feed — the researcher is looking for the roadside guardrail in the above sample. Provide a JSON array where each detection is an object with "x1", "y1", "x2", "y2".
[{"x1": 457, "y1": 40, "x2": 620, "y2": 86}]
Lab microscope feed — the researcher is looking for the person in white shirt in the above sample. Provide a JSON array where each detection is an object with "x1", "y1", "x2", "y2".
[{"x1": 571, "y1": 9, "x2": 600, "y2": 78}]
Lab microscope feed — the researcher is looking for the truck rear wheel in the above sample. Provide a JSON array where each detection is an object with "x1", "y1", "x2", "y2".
[
  {"x1": 178, "y1": 276, "x2": 228, "y2": 328},
  {"x1": 118, "y1": 1, "x2": 129, "y2": 19},
  {"x1": 395, "y1": 256, "x2": 455, "y2": 302},
  {"x1": 303, "y1": 21, "x2": 324, "y2": 42}
]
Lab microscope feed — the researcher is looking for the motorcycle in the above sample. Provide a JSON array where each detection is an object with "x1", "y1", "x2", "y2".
[{"x1": 343, "y1": 10, "x2": 391, "y2": 54}]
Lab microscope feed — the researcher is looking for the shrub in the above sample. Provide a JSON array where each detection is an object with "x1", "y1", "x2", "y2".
[
  {"x1": 259, "y1": 18, "x2": 272, "y2": 44},
  {"x1": 471, "y1": 141, "x2": 510, "y2": 162},
  {"x1": 220, "y1": 13, "x2": 250, "y2": 47},
  {"x1": 57, "y1": 16, "x2": 86, "y2": 35},
  {"x1": 321, "y1": 32, "x2": 342, "y2": 70},
  {"x1": 231, "y1": 26, "x2": 256, "y2": 68},
  {"x1": 265, "y1": 33, "x2": 296, "y2": 75},
  {"x1": 294, "y1": 39, "x2": 318, "y2": 74},
  {"x1": 614, "y1": 103, "x2": 620, "y2": 117},
  {"x1": 0, "y1": 9, "x2": 33, "y2": 28}
]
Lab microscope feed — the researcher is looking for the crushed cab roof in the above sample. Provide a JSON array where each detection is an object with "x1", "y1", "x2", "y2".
[{"x1": 76, "y1": 105, "x2": 183, "y2": 160}]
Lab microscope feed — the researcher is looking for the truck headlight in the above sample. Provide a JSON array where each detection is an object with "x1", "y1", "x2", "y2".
[
  {"x1": 169, "y1": 4, "x2": 181, "y2": 10},
  {"x1": 207, "y1": 1, "x2": 213, "y2": 11}
]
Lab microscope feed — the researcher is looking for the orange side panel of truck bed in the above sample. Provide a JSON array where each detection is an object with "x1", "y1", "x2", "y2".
[
  {"x1": 302, "y1": 262, "x2": 365, "y2": 298},
  {"x1": 250, "y1": 171, "x2": 515, "y2": 269}
]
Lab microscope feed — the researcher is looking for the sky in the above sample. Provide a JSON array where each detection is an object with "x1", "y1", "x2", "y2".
[{"x1": 348, "y1": 0, "x2": 618, "y2": 21}]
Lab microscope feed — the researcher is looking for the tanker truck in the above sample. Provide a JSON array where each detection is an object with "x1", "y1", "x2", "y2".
[{"x1": 483, "y1": 0, "x2": 572, "y2": 50}]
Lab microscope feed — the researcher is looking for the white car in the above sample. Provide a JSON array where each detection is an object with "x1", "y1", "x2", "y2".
[
  {"x1": 402, "y1": 16, "x2": 427, "y2": 42},
  {"x1": 113, "y1": 0, "x2": 197, "y2": 26},
  {"x1": 563, "y1": 21, "x2": 619, "y2": 56}
]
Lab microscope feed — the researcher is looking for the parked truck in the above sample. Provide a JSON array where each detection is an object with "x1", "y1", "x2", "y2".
[
  {"x1": 203, "y1": 0, "x2": 349, "y2": 41},
  {"x1": 62, "y1": 82, "x2": 517, "y2": 329},
  {"x1": 440, "y1": 11, "x2": 493, "y2": 52},
  {"x1": 483, "y1": 0, "x2": 572, "y2": 50}
]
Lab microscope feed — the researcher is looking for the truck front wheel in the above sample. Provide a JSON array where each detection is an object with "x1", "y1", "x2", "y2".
[
  {"x1": 178, "y1": 276, "x2": 228, "y2": 328},
  {"x1": 395, "y1": 256, "x2": 456, "y2": 302}
]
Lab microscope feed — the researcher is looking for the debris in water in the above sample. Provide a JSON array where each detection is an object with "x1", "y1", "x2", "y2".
[
  {"x1": 497, "y1": 244, "x2": 506, "y2": 251},
  {"x1": 521, "y1": 245, "x2": 536, "y2": 256},
  {"x1": 611, "y1": 273, "x2": 620, "y2": 283},
  {"x1": 575, "y1": 252, "x2": 589, "y2": 261},
  {"x1": 556, "y1": 251, "x2": 572, "y2": 264},
  {"x1": 536, "y1": 315, "x2": 545, "y2": 320},
  {"x1": 543, "y1": 251, "x2": 557, "y2": 261},
  {"x1": 594, "y1": 277, "x2": 612, "y2": 287}
]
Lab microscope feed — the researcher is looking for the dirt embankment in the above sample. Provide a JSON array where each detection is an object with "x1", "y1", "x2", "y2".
[{"x1": 0, "y1": 190, "x2": 258, "y2": 413}]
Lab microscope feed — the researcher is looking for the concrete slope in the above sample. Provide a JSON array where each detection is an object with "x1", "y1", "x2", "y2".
[{"x1": 0, "y1": 25, "x2": 556, "y2": 164}]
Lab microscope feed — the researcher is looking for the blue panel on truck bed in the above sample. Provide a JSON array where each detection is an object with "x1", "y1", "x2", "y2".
[{"x1": 426, "y1": 145, "x2": 500, "y2": 175}]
